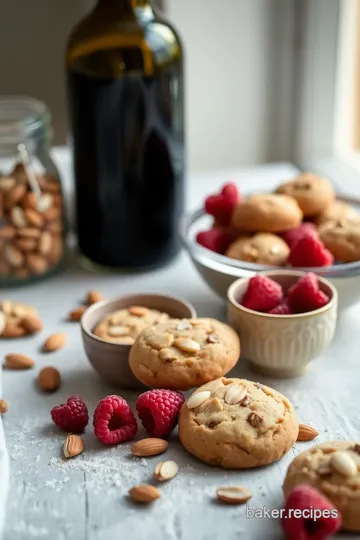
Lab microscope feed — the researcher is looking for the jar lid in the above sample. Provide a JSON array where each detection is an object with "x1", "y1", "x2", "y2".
[{"x1": 0, "y1": 96, "x2": 52, "y2": 147}]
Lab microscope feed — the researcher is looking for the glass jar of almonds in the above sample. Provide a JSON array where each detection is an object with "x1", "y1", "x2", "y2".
[{"x1": 0, "y1": 96, "x2": 65, "y2": 285}]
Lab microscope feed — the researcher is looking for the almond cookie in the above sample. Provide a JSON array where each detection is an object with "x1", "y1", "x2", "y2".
[
  {"x1": 231, "y1": 194, "x2": 302, "y2": 233},
  {"x1": 315, "y1": 200, "x2": 359, "y2": 227},
  {"x1": 319, "y1": 218, "x2": 360, "y2": 262},
  {"x1": 129, "y1": 318, "x2": 240, "y2": 390},
  {"x1": 226, "y1": 233, "x2": 289, "y2": 266},
  {"x1": 283, "y1": 441, "x2": 360, "y2": 532},
  {"x1": 178, "y1": 377, "x2": 298, "y2": 468},
  {"x1": 276, "y1": 173, "x2": 335, "y2": 217},
  {"x1": 93, "y1": 306, "x2": 169, "y2": 344}
]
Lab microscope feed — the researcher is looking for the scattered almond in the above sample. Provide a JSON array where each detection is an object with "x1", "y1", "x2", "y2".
[
  {"x1": 0, "y1": 399, "x2": 8, "y2": 414},
  {"x1": 38, "y1": 366, "x2": 61, "y2": 392},
  {"x1": 68, "y1": 307, "x2": 86, "y2": 322},
  {"x1": 86, "y1": 290, "x2": 103, "y2": 305},
  {"x1": 21, "y1": 315, "x2": 43, "y2": 334},
  {"x1": 216, "y1": 486, "x2": 252, "y2": 505},
  {"x1": 63, "y1": 434, "x2": 84, "y2": 459},
  {"x1": 128, "y1": 306, "x2": 148, "y2": 317},
  {"x1": 224, "y1": 383, "x2": 247, "y2": 405},
  {"x1": 129, "y1": 484, "x2": 160, "y2": 503},
  {"x1": 330, "y1": 451, "x2": 357, "y2": 477},
  {"x1": 187, "y1": 391, "x2": 211, "y2": 409},
  {"x1": 154, "y1": 461, "x2": 179, "y2": 481},
  {"x1": 4, "y1": 353, "x2": 35, "y2": 370},
  {"x1": 297, "y1": 424, "x2": 319, "y2": 442},
  {"x1": 131, "y1": 438, "x2": 169, "y2": 457},
  {"x1": 174, "y1": 337, "x2": 201, "y2": 353},
  {"x1": 43, "y1": 332, "x2": 66, "y2": 352}
]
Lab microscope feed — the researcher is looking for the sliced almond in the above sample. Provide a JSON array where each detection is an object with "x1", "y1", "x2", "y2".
[
  {"x1": 204, "y1": 397, "x2": 223, "y2": 413},
  {"x1": 154, "y1": 460, "x2": 178, "y2": 481},
  {"x1": 108, "y1": 325, "x2": 129, "y2": 337},
  {"x1": 39, "y1": 231, "x2": 52, "y2": 255},
  {"x1": 86, "y1": 290, "x2": 103, "y2": 305},
  {"x1": 216, "y1": 486, "x2": 252, "y2": 505},
  {"x1": 187, "y1": 391, "x2": 211, "y2": 409},
  {"x1": 4, "y1": 245, "x2": 24, "y2": 268},
  {"x1": 0, "y1": 399, "x2": 8, "y2": 414},
  {"x1": 330, "y1": 451, "x2": 357, "y2": 477},
  {"x1": 174, "y1": 337, "x2": 201, "y2": 353},
  {"x1": 10, "y1": 206, "x2": 27, "y2": 228},
  {"x1": 43, "y1": 332, "x2": 66, "y2": 352},
  {"x1": 176, "y1": 320, "x2": 192, "y2": 331},
  {"x1": 63, "y1": 434, "x2": 84, "y2": 458},
  {"x1": 297, "y1": 424, "x2": 319, "y2": 442},
  {"x1": 38, "y1": 366, "x2": 61, "y2": 392},
  {"x1": 148, "y1": 333, "x2": 174, "y2": 350},
  {"x1": 26, "y1": 253, "x2": 48, "y2": 274},
  {"x1": 21, "y1": 315, "x2": 43, "y2": 334},
  {"x1": 68, "y1": 307, "x2": 86, "y2": 322},
  {"x1": 129, "y1": 484, "x2": 160, "y2": 503},
  {"x1": 36, "y1": 193, "x2": 53, "y2": 213},
  {"x1": 224, "y1": 383, "x2": 247, "y2": 405},
  {"x1": 128, "y1": 306, "x2": 148, "y2": 317},
  {"x1": 158, "y1": 347, "x2": 179, "y2": 362},
  {"x1": 131, "y1": 438, "x2": 169, "y2": 457},
  {"x1": 4, "y1": 353, "x2": 34, "y2": 370}
]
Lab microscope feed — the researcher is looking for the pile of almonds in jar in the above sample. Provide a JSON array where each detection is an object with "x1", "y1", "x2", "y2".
[{"x1": 0, "y1": 164, "x2": 64, "y2": 280}]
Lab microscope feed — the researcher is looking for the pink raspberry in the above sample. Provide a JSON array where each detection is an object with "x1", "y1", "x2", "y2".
[
  {"x1": 287, "y1": 273, "x2": 330, "y2": 313},
  {"x1": 204, "y1": 182, "x2": 240, "y2": 226},
  {"x1": 282, "y1": 223, "x2": 318, "y2": 250},
  {"x1": 136, "y1": 389, "x2": 185, "y2": 438},
  {"x1": 282, "y1": 485, "x2": 341, "y2": 540},
  {"x1": 268, "y1": 301, "x2": 292, "y2": 315},
  {"x1": 241, "y1": 275, "x2": 283, "y2": 312},
  {"x1": 51, "y1": 396, "x2": 89, "y2": 433},
  {"x1": 196, "y1": 228, "x2": 234, "y2": 254},
  {"x1": 93, "y1": 395, "x2": 138, "y2": 445},
  {"x1": 288, "y1": 233, "x2": 334, "y2": 268}
]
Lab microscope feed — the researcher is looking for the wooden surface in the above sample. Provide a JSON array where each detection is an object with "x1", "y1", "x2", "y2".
[{"x1": 1, "y1": 155, "x2": 356, "y2": 539}]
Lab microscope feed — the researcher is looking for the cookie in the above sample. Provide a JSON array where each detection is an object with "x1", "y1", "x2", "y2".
[
  {"x1": 93, "y1": 306, "x2": 169, "y2": 344},
  {"x1": 276, "y1": 173, "x2": 335, "y2": 217},
  {"x1": 319, "y1": 218, "x2": 360, "y2": 263},
  {"x1": 283, "y1": 441, "x2": 360, "y2": 532},
  {"x1": 178, "y1": 377, "x2": 298, "y2": 468},
  {"x1": 315, "y1": 200, "x2": 359, "y2": 227},
  {"x1": 129, "y1": 318, "x2": 240, "y2": 390},
  {"x1": 231, "y1": 194, "x2": 302, "y2": 233},
  {"x1": 225, "y1": 233, "x2": 289, "y2": 266}
]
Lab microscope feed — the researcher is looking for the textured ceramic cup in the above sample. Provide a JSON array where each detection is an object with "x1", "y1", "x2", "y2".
[
  {"x1": 81, "y1": 293, "x2": 197, "y2": 389},
  {"x1": 227, "y1": 270, "x2": 338, "y2": 377}
]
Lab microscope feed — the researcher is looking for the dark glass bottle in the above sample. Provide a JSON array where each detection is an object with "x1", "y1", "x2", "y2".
[{"x1": 66, "y1": 0, "x2": 185, "y2": 269}]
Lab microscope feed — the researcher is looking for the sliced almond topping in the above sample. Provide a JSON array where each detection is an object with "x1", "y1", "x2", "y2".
[
  {"x1": 159, "y1": 347, "x2": 179, "y2": 362},
  {"x1": 154, "y1": 460, "x2": 179, "y2": 481},
  {"x1": 207, "y1": 333, "x2": 220, "y2": 344},
  {"x1": 187, "y1": 391, "x2": 211, "y2": 409},
  {"x1": 216, "y1": 486, "x2": 252, "y2": 505},
  {"x1": 204, "y1": 397, "x2": 223, "y2": 413},
  {"x1": 330, "y1": 451, "x2": 357, "y2": 477},
  {"x1": 174, "y1": 337, "x2": 200, "y2": 353},
  {"x1": 247, "y1": 412, "x2": 263, "y2": 428},
  {"x1": 148, "y1": 333, "x2": 174, "y2": 350},
  {"x1": 224, "y1": 383, "x2": 247, "y2": 405},
  {"x1": 128, "y1": 305, "x2": 148, "y2": 317},
  {"x1": 131, "y1": 438, "x2": 168, "y2": 457},
  {"x1": 176, "y1": 320, "x2": 192, "y2": 331},
  {"x1": 297, "y1": 424, "x2": 319, "y2": 442},
  {"x1": 63, "y1": 434, "x2": 84, "y2": 459},
  {"x1": 108, "y1": 325, "x2": 129, "y2": 337},
  {"x1": 129, "y1": 484, "x2": 160, "y2": 503}
]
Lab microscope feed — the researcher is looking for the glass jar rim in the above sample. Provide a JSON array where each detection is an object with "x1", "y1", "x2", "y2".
[{"x1": 0, "y1": 96, "x2": 52, "y2": 144}]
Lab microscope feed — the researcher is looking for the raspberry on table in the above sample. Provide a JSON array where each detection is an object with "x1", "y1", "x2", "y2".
[
  {"x1": 281, "y1": 484, "x2": 341, "y2": 540},
  {"x1": 204, "y1": 182, "x2": 240, "y2": 226},
  {"x1": 93, "y1": 395, "x2": 138, "y2": 445},
  {"x1": 241, "y1": 275, "x2": 283, "y2": 312},
  {"x1": 287, "y1": 273, "x2": 330, "y2": 313},
  {"x1": 51, "y1": 396, "x2": 89, "y2": 433},
  {"x1": 268, "y1": 301, "x2": 292, "y2": 315},
  {"x1": 196, "y1": 228, "x2": 234, "y2": 254},
  {"x1": 282, "y1": 223, "x2": 318, "y2": 250},
  {"x1": 136, "y1": 389, "x2": 185, "y2": 438},
  {"x1": 288, "y1": 233, "x2": 334, "y2": 268}
]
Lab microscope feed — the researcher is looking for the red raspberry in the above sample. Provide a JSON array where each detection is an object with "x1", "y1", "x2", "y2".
[
  {"x1": 288, "y1": 273, "x2": 330, "y2": 313},
  {"x1": 196, "y1": 228, "x2": 233, "y2": 254},
  {"x1": 288, "y1": 233, "x2": 334, "y2": 268},
  {"x1": 93, "y1": 395, "x2": 138, "y2": 445},
  {"x1": 136, "y1": 389, "x2": 185, "y2": 438},
  {"x1": 51, "y1": 396, "x2": 89, "y2": 433},
  {"x1": 282, "y1": 223, "x2": 318, "y2": 250},
  {"x1": 221, "y1": 183, "x2": 239, "y2": 204},
  {"x1": 281, "y1": 485, "x2": 341, "y2": 540},
  {"x1": 268, "y1": 301, "x2": 292, "y2": 315},
  {"x1": 204, "y1": 182, "x2": 240, "y2": 226},
  {"x1": 241, "y1": 275, "x2": 283, "y2": 312}
]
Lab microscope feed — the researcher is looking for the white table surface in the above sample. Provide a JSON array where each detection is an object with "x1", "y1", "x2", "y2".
[{"x1": 1, "y1": 151, "x2": 357, "y2": 540}]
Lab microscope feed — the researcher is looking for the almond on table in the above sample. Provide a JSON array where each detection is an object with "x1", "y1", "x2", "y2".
[
  {"x1": 68, "y1": 307, "x2": 87, "y2": 322},
  {"x1": 131, "y1": 438, "x2": 169, "y2": 457},
  {"x1": 129, "y1": 485, "x2": 161, "y2": 503},
  {"x1": 297, "y1": 424, "x2": 319, "y2": 442},
  {"x1": 63, "y1": 434, "x2": 84, "y2": 459},
  {"x1": 38, "y1": 366, "x2": 61, "y2": 392},
  {"x1": 86, "y1": 290, "x2": 103, "y2": 305},
  {"x1": 43, "y1": 332, "x2": 66, "y2": 352},
  {"x1": 4, "y1": 353, "x2": 35, "y2": 369}
]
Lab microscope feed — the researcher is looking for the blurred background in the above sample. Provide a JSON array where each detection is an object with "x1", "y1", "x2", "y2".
[{"x1": 1, "y1": 0, "x2": 359, "y2": 173}]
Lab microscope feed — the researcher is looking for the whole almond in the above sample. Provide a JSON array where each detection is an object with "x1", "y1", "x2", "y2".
[
  {"x1": 187, "y1": 391, "x2": 211, "y2": 409},
  {"x1": 21, "y1": 315, "x2": 43, "y2": 334},
  {"x1": 15, "y1": 237, "x2": 37, "y2": 252},
  {"x1": 38, "y1": 366, "x2": 61, "y2": 392},
  {"x1": 297, "y1": 424, "x2": 319, "y2": 442},
  {"x1": 5, "y1": 184, "x2": 26, "y2": 209},
  {"x1": 24, "y1": 208, "x2": 44, "y2": 227},
  {"x1": 63, "y1": 434, "x2": 84, "y2": 458},
  {"x1": 129, "y1": 485, "x2": 160, "y2": 503},
  {"x1": 26, "y1": 253, "x2": 48, "y2": 274},
  {"x1": 68, "y1": 307, "x2": 87, "y2": 322},
  {"x1": 2, "y1": 323, "x2": 26, "y2": 338},
  {"x1": 18, "y1": 227, "x2": 41, "y2": 239},
  {"x1": 0, "y1": 400, "x2": 8, "y2": 414},
  {"x1": 4, "y1": 245, "x2": 24, "y2": 268},
  {"x1": 330, "y1": 451, "x2": 357, "y2": 477},
  {"x1": 39, "y1": 231, "x2": 52, "y2": 255},
  {"x1": 4, "y1": 353, "x2": 35, "y2": 370},
  {"x1": 22, "y1": 192, "x2": 37, "y2": 210},
  {"x1": 216, "y1": 486, "x2": 252, "y2": 505},
  {"x1": 224, "y1": 383, "x2": 247, "y2": 405},
  {"x1": 86, "y1": 290, "x2": 103, "y2": 305},
  {"x1": 154, "y1": 460, "x2": 179, "y2": 481},
  {"x1": 43, "y1": 332, "x2": 66, "y2": 352},
  {"x1": 0, "y1": 226, "x2": 16, "y2": 239},
  {"x1": 10, "y1": 206, "x2": 27, "y2": 228},
  {"x1": 131, "y1": 438, "x2": 169, "y2": 457}
]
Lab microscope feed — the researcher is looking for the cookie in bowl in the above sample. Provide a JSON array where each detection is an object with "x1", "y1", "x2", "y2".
[
  {"x1": 276, "y1": 173, "x2": 335, "y2": 217},
  {"x1": 178, "y1": 377, "x2": 298, "y2": 468},
  {"x1": 129, "y1": 318, "x2": 240, "y2": 390},
  {"x1": 226, "y1": 233, "x2": 289, "y2": 266}
]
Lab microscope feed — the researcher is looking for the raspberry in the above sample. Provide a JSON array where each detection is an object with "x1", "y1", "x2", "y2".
[
  {"x1": 204, "y1": 182, "x2": 240, "y2": 226},
  {"x1": 268, "y1": 301, "x2": 292, "y2": 315},
  {"x1": 281, "y1": 485, "x2": 341, "y2": 540},
  {"x1": 282, "y1": 223, "x2": 318, "y2": 250},
  {"x1": 288, "y1": 273, "x2": 330, "y2": 313},
  {"x1": 288, "y1": 233, "x2": 334, "y2": 268},
  {"x1": 136, "y1": 389, "x2": 185, "y2": 438},
  {"x1": 196, "y1": 228, "x2": 233, "y2": 254},
  {"x1": 51, "y1": 396, "x2": 89, "y2": 433},
  {"x1": 221, "y1": 183, "x2": 239, "y2": 204},
  {"x1": 241, "y1": 275, "x2": 283, "y2": 312},
  {"x1": 93, "y1": 395, "x2": 138, "y2": 445}
]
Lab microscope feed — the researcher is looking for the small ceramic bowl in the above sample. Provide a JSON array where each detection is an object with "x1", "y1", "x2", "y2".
[
  {"x1": 227, "y1": 270, "x2": 338, "y2": 377},
  {"x1": 81, "y1": 293, "x2": 197, "y2": 389}
]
